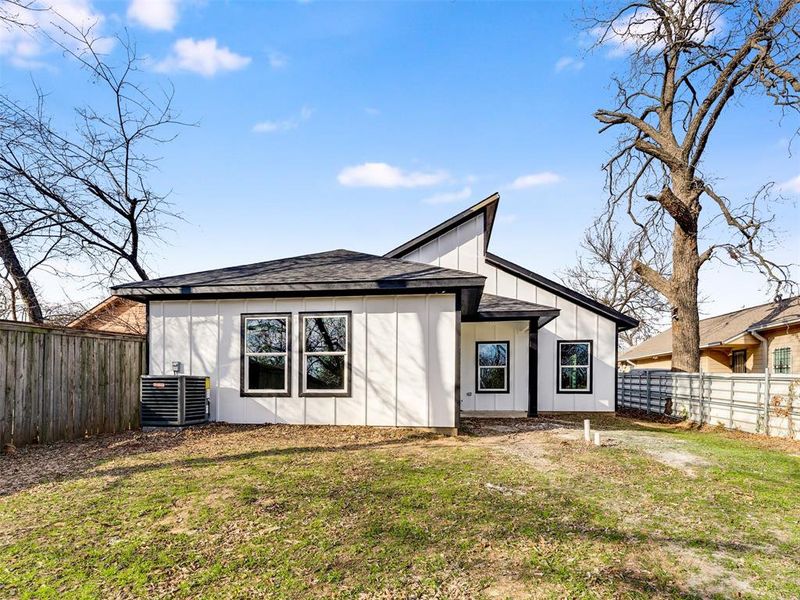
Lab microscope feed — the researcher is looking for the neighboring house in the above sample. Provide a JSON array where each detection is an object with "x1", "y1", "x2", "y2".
[
  {"x1": 112, "y1": 193, "x2": 637, "y2": 431},
  {"x1": 68, "y1": 296, "x2": 147, "y2": 335},
  {"x1": 621, "y1": 296, "x2": 800, "y2": 374}
]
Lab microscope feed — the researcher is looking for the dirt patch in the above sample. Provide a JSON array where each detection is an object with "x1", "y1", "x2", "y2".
[{"x1": 669, "y1": 543, "x2": 755, "y2": 597}]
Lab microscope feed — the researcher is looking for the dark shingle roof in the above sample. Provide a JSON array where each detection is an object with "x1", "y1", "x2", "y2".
[
  {"x1": 471, "y1": 293, "x2": 560, "y2": 327},
  {"x1": 112, "y1": 249, "x2": 485, "y2": 298}
]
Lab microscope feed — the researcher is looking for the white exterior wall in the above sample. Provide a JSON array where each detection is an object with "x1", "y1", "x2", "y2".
[
  {"x1": 148, "y1": 294, "x2": 457, "y2": 427},
  {"x1": 401, "y1": 213, "x2": 617, "y2": 412},
  {"x1": 461, "y1": 321, "x2": 529, "y2": 411}
]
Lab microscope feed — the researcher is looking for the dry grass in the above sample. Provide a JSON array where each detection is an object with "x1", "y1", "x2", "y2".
[{"x1": 1, "y1": 417, "x2": 799, "y2": 599}]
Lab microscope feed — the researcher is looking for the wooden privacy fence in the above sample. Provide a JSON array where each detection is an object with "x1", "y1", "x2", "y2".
[
  {"x1": 618, "y1": 370, "x2": 800, "y2": 440},
  {"x1": 0, "y1": 320, "x2": 145, "y2": 448}
]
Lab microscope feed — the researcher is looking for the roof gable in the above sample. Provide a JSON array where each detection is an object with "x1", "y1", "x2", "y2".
[
  {"x1": 384, "y1": 193, "x2": 638, "y2": 330},
  {"x1": 384, "y1": 193, "x2": 499, "y2": 259}
]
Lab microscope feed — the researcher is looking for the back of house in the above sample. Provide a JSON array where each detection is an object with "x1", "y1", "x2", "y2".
[{"x1": 112, "y1": 193, "x2": 637, "y2": 430}]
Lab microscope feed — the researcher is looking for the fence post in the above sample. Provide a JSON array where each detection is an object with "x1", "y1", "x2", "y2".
[
  {"x1": 646, "y1": 371, "x2": 651, "y2": 414},
  {"x1": 764, "y1": 368, "x2": 771, "y2": 436},
  {"x1": 729, "y1": 376, "x2": 735, "y2": 429},
  {"x1": 699, "y1": 369, "x2": 704, "y2": 424}
]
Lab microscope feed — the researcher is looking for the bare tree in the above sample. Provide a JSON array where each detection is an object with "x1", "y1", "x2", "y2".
[
  {"x1": 562, "y1": 220, "x2": 671, "y2": 347},
  {"x1": 588, "y1": 0, "x2": 799, "y2": 371},
  {"x1": 0, "y1": 25, "x2": 184, "y2": 287}
]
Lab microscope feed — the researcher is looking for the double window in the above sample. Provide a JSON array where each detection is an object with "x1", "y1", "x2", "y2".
[
  {"x1": 240, "y1": 312, "x2": 351, "y2": 396},
  {"x1": 774, "y1": 347, "x2": 791, "y2": 374},
  {"x1": 476, "y1": 341, "x2": 509, "y2": 393},
  {"x1": 242, "y1": 314, "x2": 291, "y2": 396},
  {"x1": 557, "y1": 340, "x2": 592, "y2": 393},
  {"x1": 301, "y1": 313, "x2": 351, "y2": 395}
]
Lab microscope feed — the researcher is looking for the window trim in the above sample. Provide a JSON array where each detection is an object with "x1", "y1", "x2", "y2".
[
  {"x1": 475, "y1": 340, "x2": 511, "y2": 394},
  {"x1": 731, "y1": 348, "x2": 747, "y2": 374},
  {"x1": 556, "y1": 339, "x2": 593, "y2": 394},
  {"x1": 240, "y1": 312, "x2": 292, "y2": 397},
  {"x1": 298, "y1": 311, "x2": 352, "y2": 397},
  {"x1": 773, "y1": 347, "x2": 791, "y2": 374}
]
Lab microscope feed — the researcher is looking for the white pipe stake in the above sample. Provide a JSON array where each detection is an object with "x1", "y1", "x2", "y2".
[
  {"x1": 583, "y1": 419, "x2": 591, "y2": 442},
  {"x1": 593, "y1": 431, "x2": 601, "y2": 446}
]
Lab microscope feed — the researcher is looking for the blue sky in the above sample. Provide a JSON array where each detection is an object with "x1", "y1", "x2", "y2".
[{"x1": 1, "y1": 0, "x2": 798, "y2": 319}]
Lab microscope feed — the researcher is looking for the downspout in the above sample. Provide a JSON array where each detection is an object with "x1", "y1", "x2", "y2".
[{"x1": 750, "y1": 329, "x2": 769, "y2": 434}]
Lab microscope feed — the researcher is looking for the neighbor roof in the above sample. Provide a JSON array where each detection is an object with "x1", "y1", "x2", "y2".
[
  {"x1": 622, "y1": 296, "x2": 800, "y2": 361},
  {"x1": 111, "y1": 249, "x2": 486, "y2": 298},
  {"x1": 471, "y1": 293, "x2": 560, "y2": 327}
]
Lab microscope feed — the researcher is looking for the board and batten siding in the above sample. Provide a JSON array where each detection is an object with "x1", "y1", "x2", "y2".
[
  {"x1": 400, "y1": 213, "x2": 617, "y2": 412},
  {"x1": 148, "y1": 294, "x2": 457, "y2": 427},
  {"x1": 461, "y1": 321, "x2": 529, "y2": 411}
]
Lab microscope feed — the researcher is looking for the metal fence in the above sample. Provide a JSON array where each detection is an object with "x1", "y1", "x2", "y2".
[
  {"x1": 618, "y1": 370, "x2": 800, "y2": 440},
  {"x1": 0, "y1": 320, "x2": 146, "y2": 448}
]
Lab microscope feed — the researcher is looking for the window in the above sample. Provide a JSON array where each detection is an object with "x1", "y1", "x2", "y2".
[
  {"x1": 241, "y1": 314, "x2": 290, "y2": 396},
  {"x1": 476, "y1": 342, "x2": 510, "y2": 393},
  {"x1": 731, "y1": 349, "x2": 747, "y2": 373},
  {"x1": 774, "y1": 347, "x2": 791, "y2": 374},
  {"x1": 557, "y1": 340, "x2": 592, "y2": 393},
  {"x1": 300, "y1": 313, "x2": 351, "y2": 395}
]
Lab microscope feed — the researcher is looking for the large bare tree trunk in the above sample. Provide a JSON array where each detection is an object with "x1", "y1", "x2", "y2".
[
  {"x1": 0, "y1": 220, "x2": 43, "y2": 323},
  {"x1": 671, "y1": 225, "x2": 701, "y2": 372}
]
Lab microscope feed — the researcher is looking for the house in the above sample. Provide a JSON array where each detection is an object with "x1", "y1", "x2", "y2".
[
  {"x1": 112, "y1": 193, "x2": 637, "y2": 431},
  {"x1": 621, "y1": 296, "x2": 800, "y2": 374},
  {"x1": 68, "y1": 296, "x2": 147, "y2": 335}
]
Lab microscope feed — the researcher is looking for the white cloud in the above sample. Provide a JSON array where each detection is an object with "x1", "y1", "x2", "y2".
[
  {"x1": 337, "y1": 163, "x2": 450, "y2": 188},
  {"x1": 422, "y1": 187, "x2": 472, "y2": 205},
  {"x1": 0, "y1": 0, "x2": 112, "y2": 69},
  {"x1": 507, "y1": 172, "x2": 563, "y2": 190},
  {"x1": 155, "y1": 38, "x2": 251, "y2": 77},
  {"x1": 554, "y1": 56, "x2": 584, "y2": 73},
  {"x1": 252, "y1": 105, "x2": 313, "y2": 133},
  {"x1": 127, "y1": 0, "x2": 179, "y2": 31},
  {"x1": 779, "y1": 174, "x2": 800, "y2": 195},
  {"x1": 268, "y1": 50, "x2": 287, "y2": 69}
]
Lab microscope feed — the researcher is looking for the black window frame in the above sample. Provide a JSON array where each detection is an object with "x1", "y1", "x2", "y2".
[
  {"x1": 773, "y1": 347, "x2": 791, "y2": 374},
  {"x1": 298, "y1": 311, "x2": 352, "y2": 397},
  {"x1": 240, "y1": 312, "x2": 292, "y2": 397},
  {"x1": 731, "y1": 349, "x2": 747, "y2": 373},
  {"x1": 556, "y1": 340, "x2": 593, "y2": 394},
  {"x1": 475, "y1": 341, "x2": 510, "y2": 394}
]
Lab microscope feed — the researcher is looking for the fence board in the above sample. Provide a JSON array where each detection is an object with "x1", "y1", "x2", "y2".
[
  {"x1": 618, "y1": 370, "x2": 800, "y2": 440},
  {"x1": 0, "y1": 320, "x2": 145, "y2": 448}
]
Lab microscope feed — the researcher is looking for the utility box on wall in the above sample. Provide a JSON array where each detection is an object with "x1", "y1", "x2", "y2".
[{"x1": 140, "y1": 375, "x2": 210, "y2": 427}]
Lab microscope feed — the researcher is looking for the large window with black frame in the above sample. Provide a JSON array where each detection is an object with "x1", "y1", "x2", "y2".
[
  {"x1": 301, "y1": 313, "x2": 350, "y2": 395},
  {"x1": 557, "y1": 340, "x2": 592, "y2": 393},
  {"x1": 242, "y1": 314, "x2": 290, "y2": 395},
  {"x1": 476, "y1": 341, "x2": 510, "y2": 393}
]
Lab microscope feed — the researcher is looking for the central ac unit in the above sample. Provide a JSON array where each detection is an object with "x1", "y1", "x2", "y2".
[{"x1": 140, "y1": 375, "x2": 210, "y2": 427}]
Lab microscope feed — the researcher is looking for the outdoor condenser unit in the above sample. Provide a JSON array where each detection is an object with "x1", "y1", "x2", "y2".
[{"x1": 140, "y1": 375, "x2": 210, "y2": 427}]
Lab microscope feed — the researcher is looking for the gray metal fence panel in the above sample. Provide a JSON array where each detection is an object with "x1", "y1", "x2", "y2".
[{"x1": 617, "y1": 370, "x2": 800, "y2": 440}]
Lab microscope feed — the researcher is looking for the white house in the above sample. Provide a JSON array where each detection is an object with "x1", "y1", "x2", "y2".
[{"x1": 112, "y1": 193, "x2": 637, "y2": 432}]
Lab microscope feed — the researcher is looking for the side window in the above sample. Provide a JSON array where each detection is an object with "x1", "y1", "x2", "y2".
[
  {"x1": 300, "y1": 313, "x2": 351, "y2": 395},
  {"x1": 476, "y1": 342, "x2": 510, "y2": 393},
  {"x1": 731, "y1": 349, "x2": 747, "y2": 373},
  {"x1": 773, "y1": 347, "x2": 791, "y2": 374},
  {"x1": 557, "y1": 340, "x2": 592, "y2": 393},
  {"x1": 242, "y1": 314, "x2": 290, "y2": 395}
]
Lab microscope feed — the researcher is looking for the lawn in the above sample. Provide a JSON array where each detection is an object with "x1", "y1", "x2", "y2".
[{"x1": 1, "y1": 414, "x2": 799, "y2": 599}]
